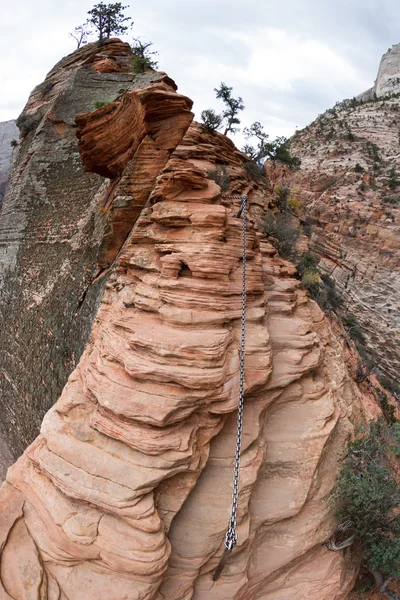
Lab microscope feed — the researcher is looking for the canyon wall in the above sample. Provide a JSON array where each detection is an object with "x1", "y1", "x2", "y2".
[
  {"x1": 0, "y1": 41, "x2": 375, "y2": 597},
  {"x1": 0, "y1": 39, "x2": 187, "y2": 461},
  {"x1": 284, "y1": 93, "x2": 400, "y2": 384}
]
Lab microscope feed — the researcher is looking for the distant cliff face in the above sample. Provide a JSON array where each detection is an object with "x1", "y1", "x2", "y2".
[
  {"x1": 358, "y1": 42, "x2": 400, "y2": 100},
  {"x1": 284, "y1": 92, "x2": 400, "y2": 384},
  {"x1": 0, "y1": 41, "x2": 379, "y2": 599},
  {"x1": 0, "y1": 38, "x2": 188, "y2": 460},
  {"x1": 0, "y1": 119, "x2": 18, "y2": 205}
]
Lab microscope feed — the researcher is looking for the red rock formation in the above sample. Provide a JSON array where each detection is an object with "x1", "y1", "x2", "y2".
[
  {"x1": 0, "y1": 38, "x2": 192, "y2": 464},
  {"x1": 0, "y1": 97, "x2": 371, "y2": 597}
]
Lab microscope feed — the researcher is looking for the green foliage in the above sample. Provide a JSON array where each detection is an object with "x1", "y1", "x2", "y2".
[
  {"x1": 87, "y1": 2, "x2": 133, "y2": 41},
  {"x1": 383, "y1": 196, "x2": 400, "y2": 206},
  {"x1": 243, "y1": 122, "x2": 301, "y2": 168},
  {"x1": 303, "y1": 216, "x2": 313, "y2": 238},
  {"x1": 319, "y1": 273, "x2": 343, "y2": 310},
  {"x1": 208, "y1": 166, "x2": 230, "y2": 192},
  {"x1": 10, "y1": 139, "x2": 18, "y2": 148},
  {"x1": 93, "y1": 99, "x2": 112, "y2": 109},
  {"x1": 358, "y1": 181, "x2": 368, "y2": 192},
  {"x1": 214, "y1": 82, "x2": 244, "y2": 135},
  {"x1": 354, "y1": 163, "x2": 364, "y2": 173},
  {"x1": 16, "y1": 112, "x2": 41, "y2": 138},
  {"x1": 131, "y1": 38, "x2": 158, "y2": 72},
  {"x1": 34, "y1": 80, "x2": 53, "y2": 97},
  {"x1": 377, "y1": 376, "x2": 400, "y2": 398},
  {"x1": 276, "y1": 185, "x2": 290, "y2": 212},
  {"x1": 388, "y1": 167, "x2": 399, "y2": 190},
  {"x1": 264, "y1": 213, "x2": 299, "y2": 260},
  {"x1": 200, "y1": 109, "x2": 223, "y2": 133},
  {"x1": 244, "y1": 161, "x2": 266, "y2": 180},
  {"x1": 301, "y1": 268, "x2": 320, "y2": 297},
  {"x1": 366, "y1": 141, "x2": 381, "y2": 172},
  {"x1": 334, "y1": 421, "x2": 400, "y2": 580},
  {"x1": 377, "y1": 389, "x2": 397, "y2": 424},
  {"x1": 344, "y1": 313, "x2": 366, "y2": 344},
  {"x1": 296, "y1": 250, "x2": 318, "y2": 278}
]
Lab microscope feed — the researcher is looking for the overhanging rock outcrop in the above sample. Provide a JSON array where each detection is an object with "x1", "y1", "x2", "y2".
[
  {"x1": 0, "y1": 39, "x2": 193, "y2": 463},
  {"x1": 0, "y1": 63, "x2": 373, "y2": 595}
]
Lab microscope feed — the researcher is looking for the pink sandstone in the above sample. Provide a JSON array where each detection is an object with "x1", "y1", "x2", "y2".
[{"x1": 0, "y1": 43, "x2": 380, "y2": 599}]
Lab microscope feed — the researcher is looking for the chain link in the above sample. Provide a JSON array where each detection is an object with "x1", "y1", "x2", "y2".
[{"x1": 221, "y1": 195, "x2": 247, "y2": 552}]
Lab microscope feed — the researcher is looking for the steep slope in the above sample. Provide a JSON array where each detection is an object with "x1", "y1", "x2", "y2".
[
  {"x1": 283, "y1": 89, "x2": 400, "y2": 384},
  {"x1": 0, "y1": 73, "x2": 374, "y2": 596},
  {"x1": 0, "y1": 39, "x2": 192, "y2": 461},
  {"x1": 0, "y1": 119, "x2": 18, "y2": 205}
]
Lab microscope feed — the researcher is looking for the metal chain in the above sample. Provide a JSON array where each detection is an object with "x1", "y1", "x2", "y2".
[{"x1": 221, "y1": 194, "x2": 247, "y2": 552}]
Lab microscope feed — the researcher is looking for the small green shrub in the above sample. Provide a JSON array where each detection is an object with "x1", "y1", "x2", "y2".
[
  {"x1": 93, "y1": 100, "x2": 112, "y2": 109},
  {"x1": 377, "y1": 389, "x2": 397, "y2": 424},
  {"x1": 301, "y1": 268, "x2": 320, "y2": 297},
  {"x1": 383, "y1": 196, "x2": 399, "y2": 205},
  {"x1": 344, "y1": 313, "x2": 366, "y2": 344},
  {"x1": 297, "y1": 250, "x2": 318, "y2": 278},
  {"x1": 388, "y1": 167, "x2": 399, "y2": 190},
  {"x1": 276, "y1": 185, "x2": 290, "y2": 212},
  {"x1": 377, "y1": 376, "x2": 400, "y2": 398},
  {"x1": 200, "y1": 109, "x2": 223, "y2": 134},
  {"x1": 244, "y1": 161, "x2": 266, "y2": 180},
  {"x1": 34, "y1": 80, "x2": 53, "y2": 97},
  {"x1": 264, "y1": 213, "x2": 299, "y2": 260},
  {"x1": 303, "y1": 216, "x2": 313, "y2": 237},
  {"x1": 208, "y1": 166, "x2": 230, "y2": 192},
  {"x1": 354, "y1": 163, "x2": 364, "y2": 173},
  {"x1": 334, "y1": 421, "x2": 400, "y2": 585},
  {"x1": 10, "y1": 139, "x2": 18, "y2": 148},
  {"x1": 131, "y1": 38, "x2": 159, "y2": 73},
  {"x1": 16, "y1": 112, "x2": 41, "y2": 137}
]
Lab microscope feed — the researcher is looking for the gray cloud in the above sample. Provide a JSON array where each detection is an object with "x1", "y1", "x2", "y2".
[{"x1": 1, "y1": 0, "x2": 400, "y2": 143}]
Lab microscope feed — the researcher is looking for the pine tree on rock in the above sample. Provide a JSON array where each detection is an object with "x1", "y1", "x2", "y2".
[{"x1": 87, "y1": 2, "x2": 133, "y2": 42}]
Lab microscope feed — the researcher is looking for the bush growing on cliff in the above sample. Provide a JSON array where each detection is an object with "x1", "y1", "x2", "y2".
[
  {"x1": 334, "y1": 421, "x2": 400, "y2": 597},
  {"x1": 16, "y1": 112, "x2": 41, "y2": 138},
  {"x1": 201, "y1": 109, "x2": 224, "y2": 133},
  {"x1": 343, "y1": 313, "x2": 366, "y2": 344},
  {"x1": 244, "y1": 161, "x2": 267, "y2": 180},
  {"x1": 131, "y1": 38, "x2": 158, "y2": 72},
  {"x1": 388, "y1": 167, "x2": 400, "y2": 190},
  {"x1": 208, "y1": 166, "x2": 230, "y2": 192},
  {"x1": 243, "y1": 122, "x2": 301, "y2": 169},
  {"x1": 264, "y1": 213, "x2": 299, "y2": 260}
]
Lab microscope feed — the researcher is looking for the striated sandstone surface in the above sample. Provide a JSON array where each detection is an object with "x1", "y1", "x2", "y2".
[
  {"x1": 282, "y1": 90, "x2": 400, "y2": 383},
  {"x1": 0, "y1": 39, "x2": 192, "y2": 462},
  {"x1": 0, "y1": 77, "x2": 372, "y2": 596},
  {"x1": 0, "y1": 120, "x2": 18, "y2": 205}
]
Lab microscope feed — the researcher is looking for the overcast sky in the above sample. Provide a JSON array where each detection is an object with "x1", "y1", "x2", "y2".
[{"x1": 1, "y1": 0, "x2": 399, "y2": 142}]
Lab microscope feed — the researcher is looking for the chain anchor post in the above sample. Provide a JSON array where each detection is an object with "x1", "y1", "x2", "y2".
[{"x1": 213, "y1": 195, "x2": 247, "y2": 581}]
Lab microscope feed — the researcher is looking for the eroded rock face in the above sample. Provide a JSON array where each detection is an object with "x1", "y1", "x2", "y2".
[
  {"x1": 0, "y1": 39, "x2": 192, "y2": 461},
  {"x1": 0, "y1": 107, "x2": 367, "y2": 597},
  {"x1": 283, "y1": 94, "x2": 400, "y2": 383}
]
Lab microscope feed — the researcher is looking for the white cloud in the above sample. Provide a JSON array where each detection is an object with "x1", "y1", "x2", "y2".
[{"x1": 0, "y1": 0, "x2": 399, "y2": 141}]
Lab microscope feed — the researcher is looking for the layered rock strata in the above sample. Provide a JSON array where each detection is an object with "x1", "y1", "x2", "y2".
[
  {"x1": 0, "y1": 39, "x2": 192, "y2": 460},
  {"x1": 0, "y1": 92, "x2": 368, "y2": 596},
  {"x1": 284, "y1": 93, "x2": 400, "y2": 382}
]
